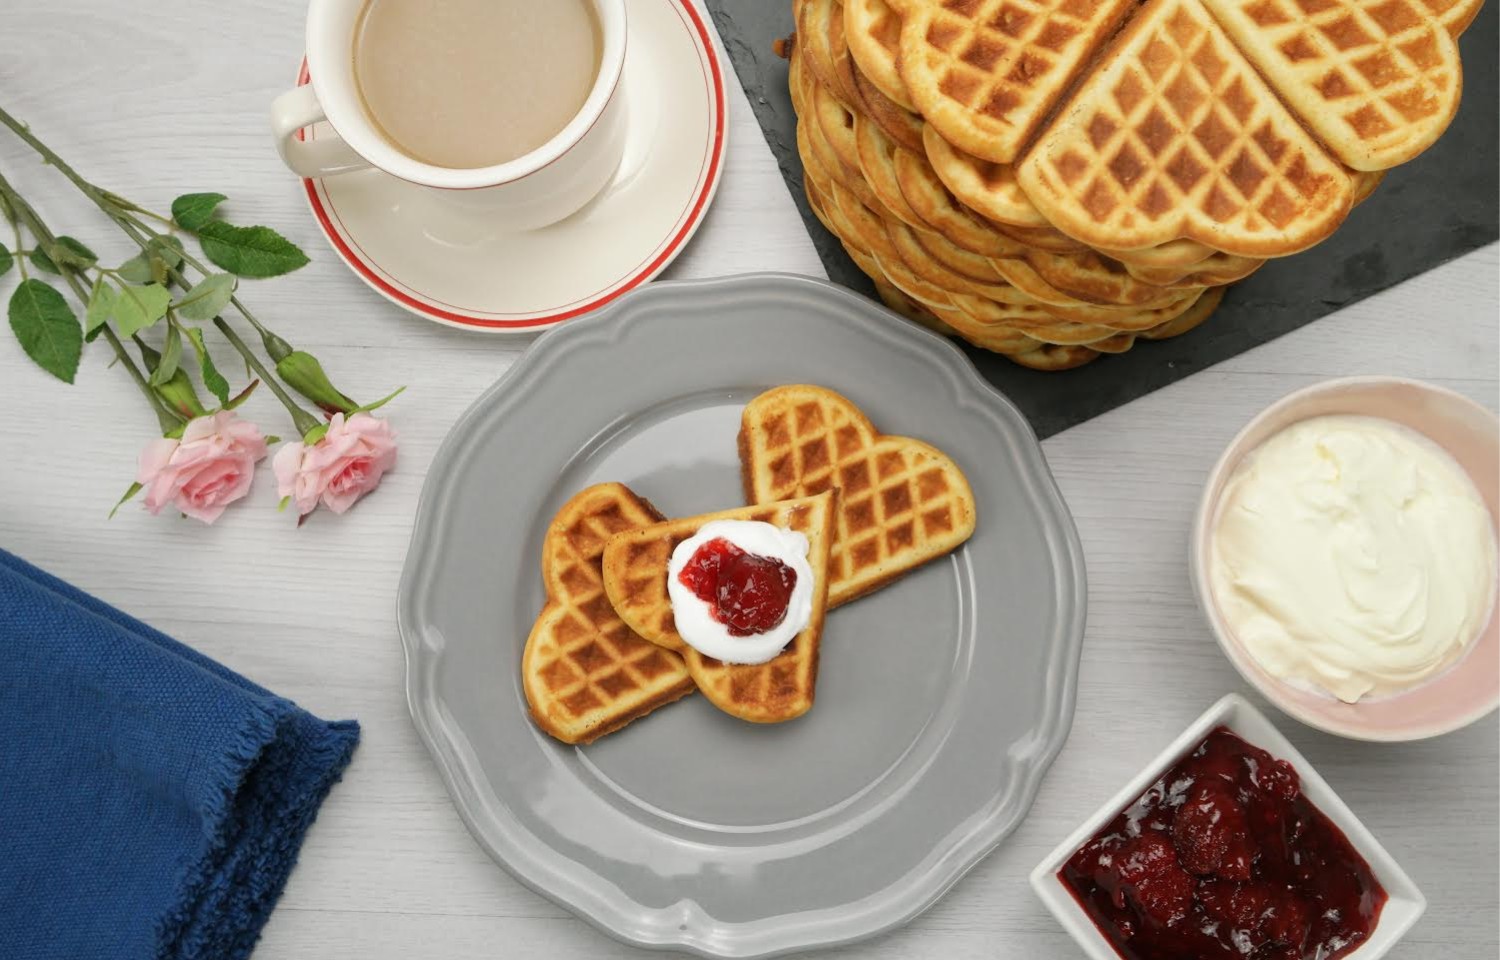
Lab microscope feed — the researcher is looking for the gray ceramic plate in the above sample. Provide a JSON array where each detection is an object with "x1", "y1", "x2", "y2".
[{"x1": 397, "y1": 274, "x2": 1087, "y2": 958}]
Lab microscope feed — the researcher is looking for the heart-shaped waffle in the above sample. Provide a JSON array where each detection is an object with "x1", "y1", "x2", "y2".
[
  {"x1": 601, "y1": 493, "x2": 837, "y2": 723},
  {"x1": 739, "y1": 385, "x2": 977, "y2": 608},
  {"x1": 522, "y1": 483, "x2": 695, "y2": 744},
  {"x1": 1016, "y1": 0, "x2": 1356, "y2": 257},
  {"x1": 891, "y1": 0, "x2": 1138, "y2": 163},
  {"x1": 1200, "y1": 0, "x2": 1462, "y2": 170}
]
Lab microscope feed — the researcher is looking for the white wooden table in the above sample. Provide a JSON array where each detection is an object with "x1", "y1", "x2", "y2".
[{"x1": 2, "y1": 3, "x2": 1496, "y2": 958}]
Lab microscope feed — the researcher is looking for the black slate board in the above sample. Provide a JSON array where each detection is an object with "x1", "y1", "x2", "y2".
[{"x1": 705, "y1": 0, "x2": 1499, "y2": 439}]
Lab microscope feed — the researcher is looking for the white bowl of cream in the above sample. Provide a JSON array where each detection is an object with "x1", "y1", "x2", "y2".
[{"x1": 1193, "y1": 378, "x2": 1500, "y2": 741}]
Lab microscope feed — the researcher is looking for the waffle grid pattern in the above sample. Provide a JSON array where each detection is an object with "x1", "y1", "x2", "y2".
[
  {"x1": 898, "y1": 0, "x2": 1135, "y2": 161},
  {"x1": 787, "y1": 0, "x2": 1465, "y2": 367},
  {"x1": 527, "y1": 489, "x2": 690, "y2": 736},
  {"x1": 846, "y1": 0, "x2": 919, "y2": 110},
  {"x1": 745, "y1": 392, "x2": 972, "y2": 607},
  {"x1": 1020, "y1": 0, "x2": 1352, "y2": 253},
  {"x1": 1205, "y1": 0, "x2": 1459, "y2": 168}
]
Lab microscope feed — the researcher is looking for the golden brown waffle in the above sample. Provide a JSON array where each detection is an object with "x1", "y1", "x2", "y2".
[
  {"x1": 850, "y1": 58, "x2": 927, "y2": 152},
  {"x1": 799, "y1": 0, "x2": 862, "y2": 108},
  {"x1": 740, "y1": 385, "x2": 977, "y2": 608},
  {"x1": 601, "y1": 494, "x2": 837, "y2": 724},
  {"x1": 922, "y1": 123, "x2": 1050, "y2": 228},
  {"x1": 806, "y1": 63, "x2": 866, "y2": 185},
  {"x1": 959, "y1": 286, "x2": 1209, "y2": 340},
  {"x1": 890, "y1": 0, "x2": 1137, "y2": 163},
  {"x1": 893, "y1": 147, "x2": 1027, "y2": 258},
  {"x1": 888, "y1": 218, "x2": 1019, "y2": 301},
  {"x1": 1003, "y1": 340, "x2": 1104, "y2": 370},
  {"x1": 522, "y1": 483, "x2": 695, "y2": 745},
  {"x1": 913, "y1": 227, "x2": 1075, "y2": 304},
  {"x1": 948, "y1": 291, "x2": 1125, "y2": 343},
  {"x1": 989, "y1": 218, "x2": 1090, "y2": 254},
  {"x1": 1021, "y1": 249, "x2": 1195, "y2": 307},
  {"x1": 845, "y1": 0, "x2": 918, "y2": 111},
  {"x1": 1351, "y1": 169, "x2": 1386, "y2": 205},
  {"x1": 854, "y1": 115, "x2": 929, "y2": 228},
  {"x1": 787, "y1": 0, "x2": 1471, "y2": 370},
  {"x1": 1099, "y1": 237, "x2": 1219, "y2": 270},
  {"x1": 1016, "y1": 0, "x2": 1355, "y2": 257},
  {"x1": 919, "y1": 87, "x2": 1318, "y2": 269},
  {"x1": 1139, "y1": 284, "x2": 1226, "y2": 339},
  {"x1": 813, "y1": 143, "x2": 1227, "y2": 355},
  {"x1": 1201, "y1": 0, "x2": 1462, "y2": 170},
  {"x1": 873, "y1": 277, "x2": 963, "y2": 335},
  {"x1": 891, "y1": 218, "x2": 1198, "y2": 326},
  {"x1": 801, "y1": 58, "x2": 887, "y2": 212},
  {"x1": 1025, "y1": 272, "x2": 1197, "y2": 327},
  {"x1": 1429, "y1": 0, "x2": 1484, "y2": 34},
  {"x1": 1122, "y1": 251, "x2": 1263, "y2": 286}
]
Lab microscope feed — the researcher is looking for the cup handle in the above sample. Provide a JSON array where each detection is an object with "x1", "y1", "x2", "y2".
[{"x1": 271, "y1": 84, "x2": 371, "y2": 179}]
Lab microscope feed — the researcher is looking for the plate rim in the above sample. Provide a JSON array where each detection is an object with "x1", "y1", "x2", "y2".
[
  {"x1": 299, "y1": 0, "x2": 729, "y2": 333},
  {"x1": 396, "y1": 272, "x2": 1088, "y2": 957}
]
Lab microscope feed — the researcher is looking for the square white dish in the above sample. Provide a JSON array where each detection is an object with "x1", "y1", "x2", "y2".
[{"x1": 1029, "y1": 693, "x2": 1426, "y2": 960}]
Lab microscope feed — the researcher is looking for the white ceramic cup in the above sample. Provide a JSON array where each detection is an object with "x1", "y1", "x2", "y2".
[{"x1": 271, "y1": 0, "x2": 628, "y2": 231}]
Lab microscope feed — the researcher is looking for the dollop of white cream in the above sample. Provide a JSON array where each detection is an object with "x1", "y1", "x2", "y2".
[
  {"x1": 1211, "y1": 414, "x2": 1496, "y2": 703},
  {"x1": 667, "y1": 520, "x2": 814, "y2": 664}
]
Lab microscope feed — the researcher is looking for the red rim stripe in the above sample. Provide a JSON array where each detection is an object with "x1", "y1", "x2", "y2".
[{"x1": 299, "y1": 0, "x2": 727, "y2": 330}]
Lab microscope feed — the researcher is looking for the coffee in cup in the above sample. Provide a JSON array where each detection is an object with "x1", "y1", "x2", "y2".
[{"x1": 352, "y1": 0, "x2": 604, "y2": 170}]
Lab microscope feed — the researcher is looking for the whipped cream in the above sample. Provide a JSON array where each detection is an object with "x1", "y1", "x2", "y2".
[
  {"x1": 1211, "y1": 414, "x2": 1496, "y2": 703},
  {"x1": 667, "y1": 520, "x2": 814, "y2": 665}
]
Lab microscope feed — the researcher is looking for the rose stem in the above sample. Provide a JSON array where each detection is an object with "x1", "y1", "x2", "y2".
[
  {"x1": 0, "y1": 167, "x2": 181, "y2": 433},
  {"x1": 0, "y1": 105, "x2": 299, "y2": 368}
]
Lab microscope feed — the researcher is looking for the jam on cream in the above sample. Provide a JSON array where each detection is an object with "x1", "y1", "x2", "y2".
[
  {"x1": 1211, "y1": 414, "x2": 1496, "y2": 703},
  {"x1": 667, "y1": 520, "x2": 813, "y2": 664}
]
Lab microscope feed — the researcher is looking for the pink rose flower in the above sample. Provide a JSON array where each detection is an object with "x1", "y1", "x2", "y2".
[
  {"x1": 273, "y1": 412, "x2": 397, "y2": 517},
  {"x1": 137, "y1": 411, "x2": 269, "y2": 524}
]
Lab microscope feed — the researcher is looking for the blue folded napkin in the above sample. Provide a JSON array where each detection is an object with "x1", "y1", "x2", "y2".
[{"x1": 0, "y1": 548, "x2": 359, "y2": 960}]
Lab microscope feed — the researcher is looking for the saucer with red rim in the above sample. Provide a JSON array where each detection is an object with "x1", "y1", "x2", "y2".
[{"x1": 297, "y1": 0, "x2": 727, "y2": 333}]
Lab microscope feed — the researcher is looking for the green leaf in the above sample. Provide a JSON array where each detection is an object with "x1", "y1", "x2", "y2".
[
  {"x1": 150, "y1": 322, "x2": 183, "y2": 386},
  {"x1": 109, "y1": 481, "x2": 144, "y2": 519},
  {"x1": 171, "y1": 193, "x2": 227, "y2": 231},
  {"x1": 148, "y1": 234, "x2": 185, "y2": 270},
  {"x1": 197, "y1": 221, "x2": 309, "y2": 278},
  {"x1": 0, "y1": 246, "x2": 13, "y2": 278},
  {"x1": 264, "y1": 434, "x2": 280, "y2": 445},
  {"x1": 173, "y1": 273, "x2": 236, "y2": 321},
  {"x1": 351, "y1": 385, "x2": 405, "y2": 415},
  {"x1": 28, "y1": 249, "x2": 58, "y2": 274},
  {"x1": 30, "y1": 236, "x2": 97, "y2": 274},
  {"x1": 134, "y1": 333, "x2": 161, "y2": 371},
  {"x1": 8, "y1": 279, "x2": 81, "y2": 383},
  {"x1": 84, "y1": 277, "x2": 115, "y2": 342},
  {"x1": 117, "y1": 253, "x2": 152, "y2": 282},
  {"x1": 184, "y1": 326, "x2": 231, "y2": 406},
  {"x1": 112, "y1": 282, "x2": 171, "y2": 337},
  {"x1": 117, "y1": 236, "x2": 185, "y2": 284},
  {"x1": 50, "y1": 236, "x2": 97, "y2": 269}
]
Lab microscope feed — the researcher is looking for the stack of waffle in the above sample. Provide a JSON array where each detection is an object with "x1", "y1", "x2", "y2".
[{"x1": 788, "y1": 0, "x2": 1479, "y2": 369}]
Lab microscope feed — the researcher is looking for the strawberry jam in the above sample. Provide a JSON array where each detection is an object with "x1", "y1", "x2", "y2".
[
  {"x1": 1061, "y1": 727, "x2": 1385, "y2": 960},
  {"x1": 677, "y1": 537, "x2": 797, "y2": 636}
]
